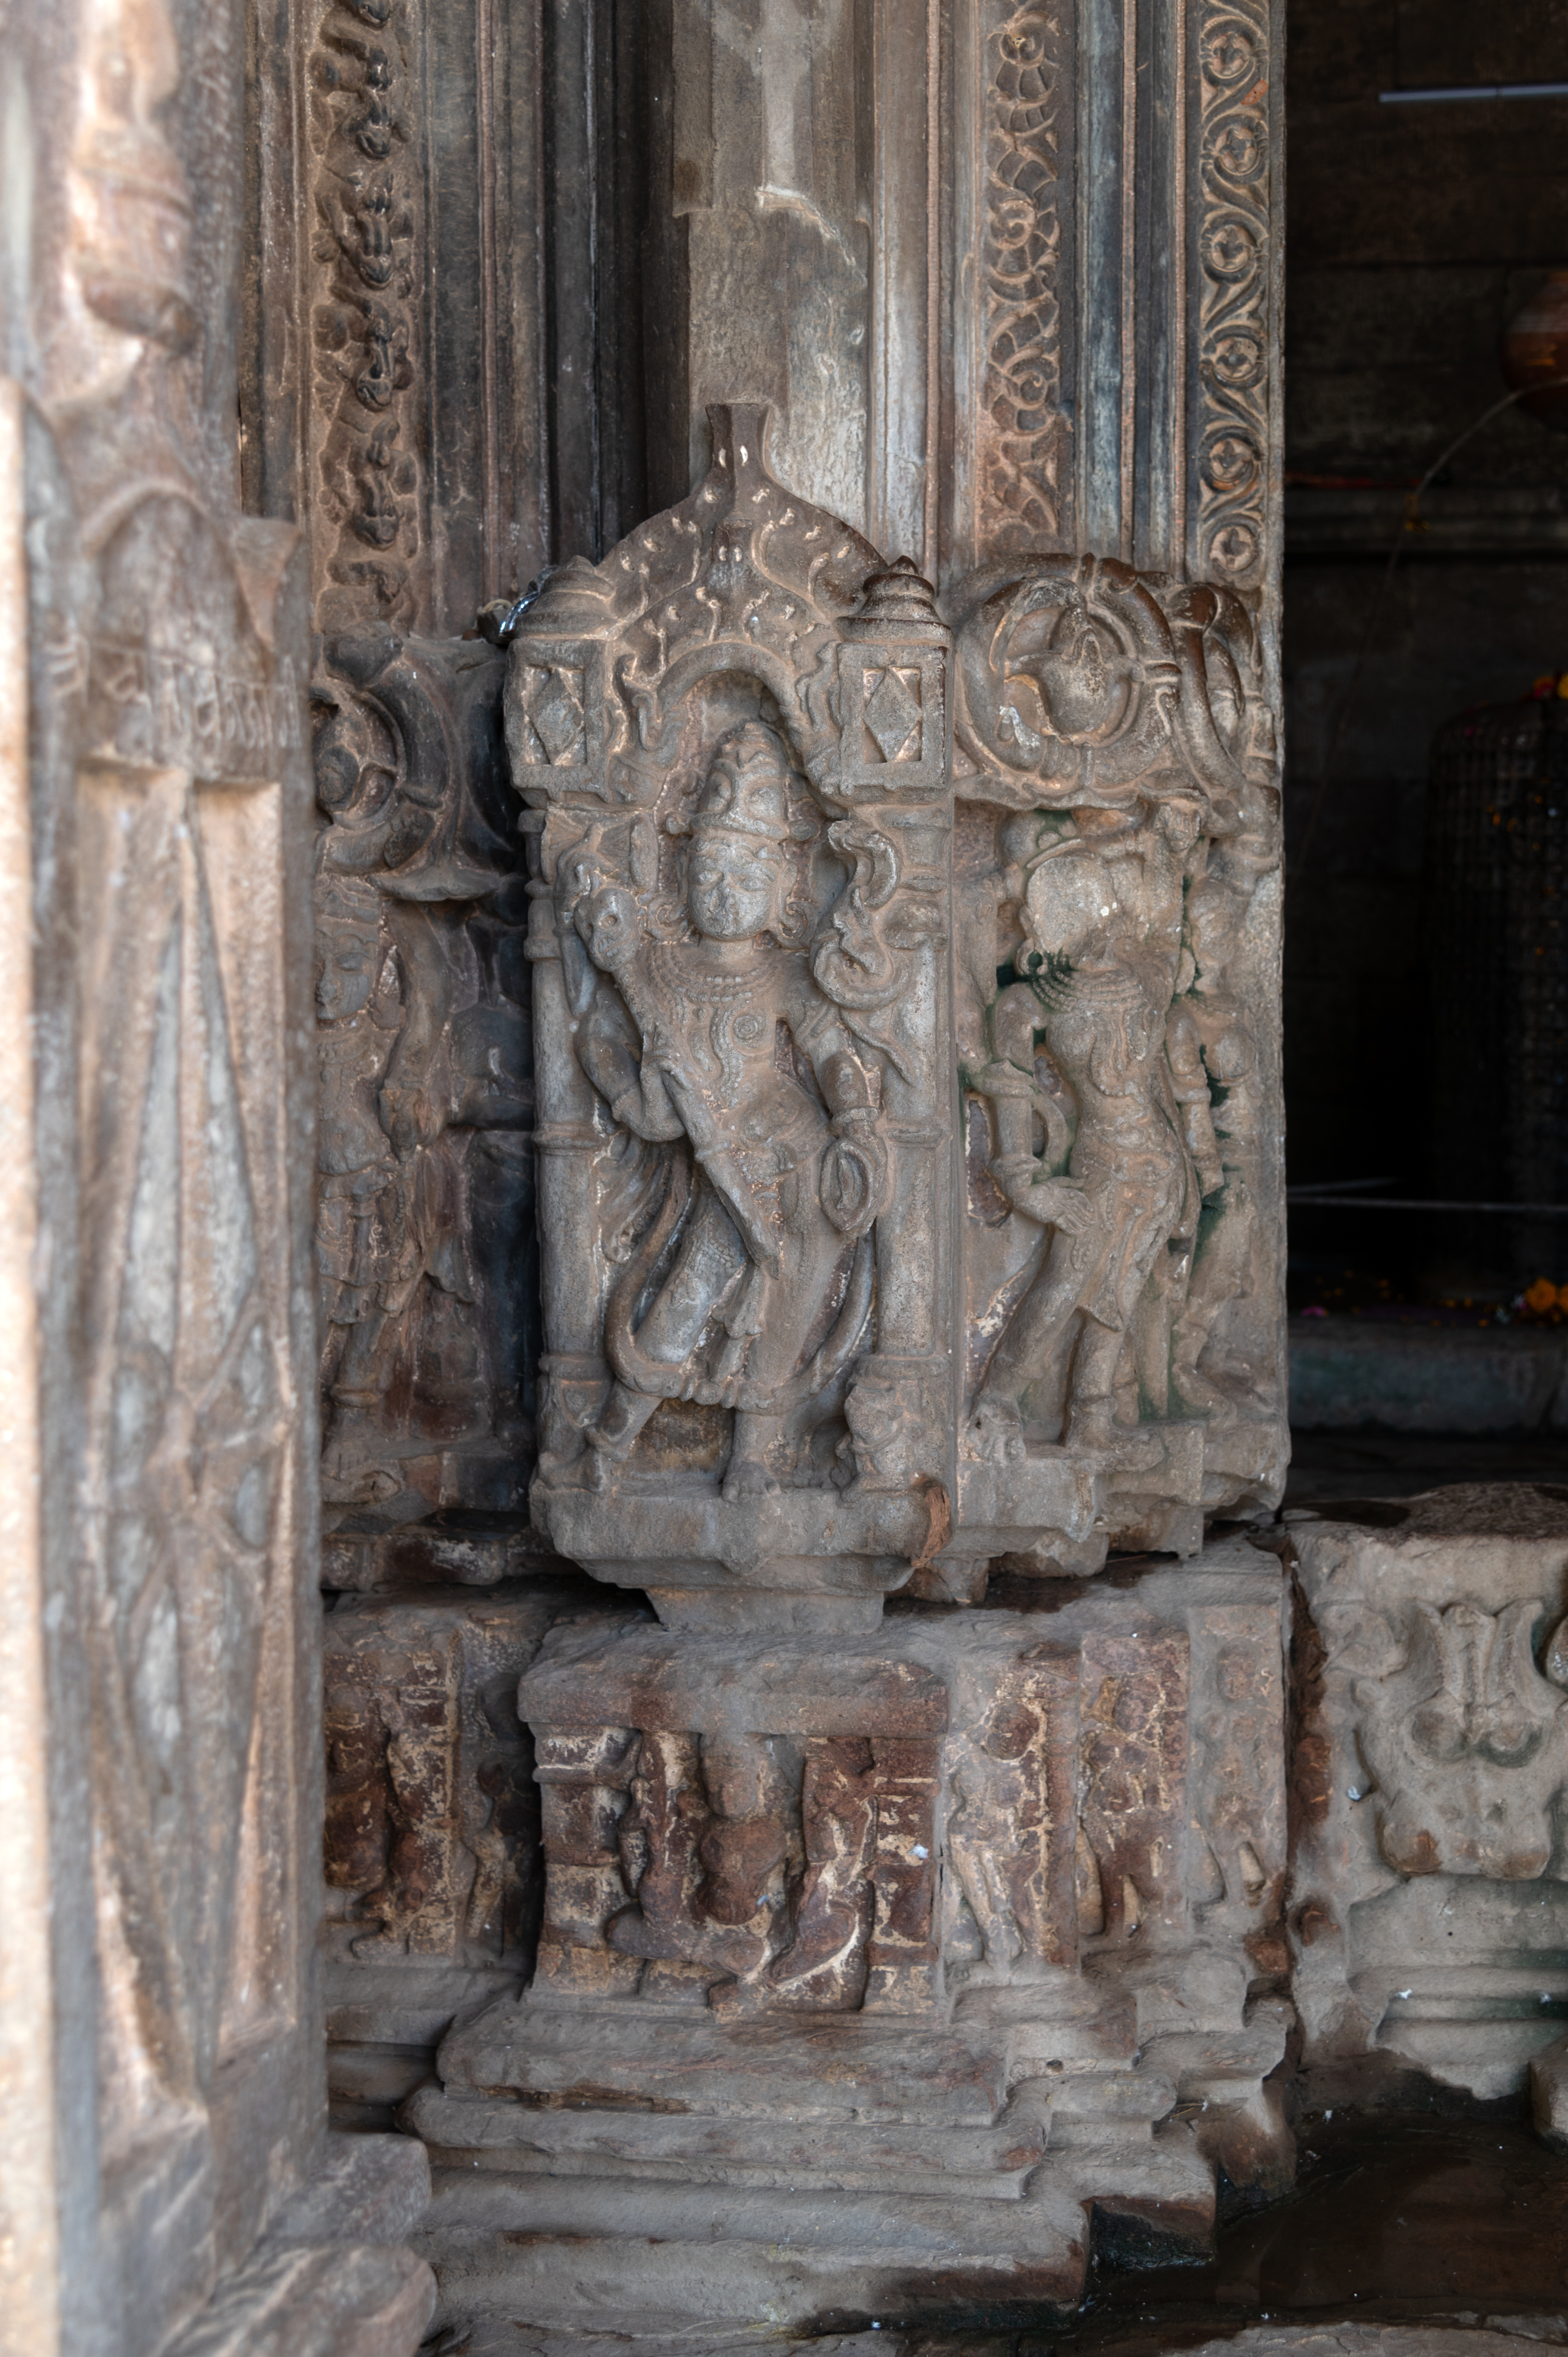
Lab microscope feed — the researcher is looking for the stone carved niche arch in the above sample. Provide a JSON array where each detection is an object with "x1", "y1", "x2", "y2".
[{"x1": 513, "y1": 402, "x2": 957, "y2": 1621}]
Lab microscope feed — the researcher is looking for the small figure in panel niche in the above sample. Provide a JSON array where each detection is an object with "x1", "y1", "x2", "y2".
[
  {"x1": 564, "y1": 723, "x2": 889, "y2": 1500},
  {"x1": 1167, "y1": 861, "x2": 1268, "y2": 1416},
  {"x1": 969, "y1": 803, "x2": 1225, "y2": 1452}
]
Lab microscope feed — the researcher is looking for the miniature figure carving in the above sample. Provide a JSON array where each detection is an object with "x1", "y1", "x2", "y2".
[
  {"x1": 1168, "y1": 858, "x2": 1269, "y2": 1416},
  {"x1": 562, "y1": 723, "x2": 888, "y2": 1500}
]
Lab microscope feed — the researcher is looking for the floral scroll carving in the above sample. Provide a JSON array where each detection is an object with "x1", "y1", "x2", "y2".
[
  {"x1": 978, "y1": 2, "x2": 1072, "y2": 552},
  {"x1": 1193, "y1": 0, "x2": 1272, "y2": 588},
  {"x1": 307, "y1": 0, "x2": 424, "y2": 631}
]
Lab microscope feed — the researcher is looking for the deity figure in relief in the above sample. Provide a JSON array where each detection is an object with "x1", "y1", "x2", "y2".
[
  {"x1": 969, "y1": 801, "x2": 1226, "y2": 1452},
  {"x1": 563, "y1": 723, "x2": 889, "y2": 1500}
]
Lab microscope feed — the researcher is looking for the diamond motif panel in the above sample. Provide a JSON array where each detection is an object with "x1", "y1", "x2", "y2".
[
  {"x1": 523, "y1": 664, "x2": 585, "y2": 765},
  {"x1": 863, "y1": 666, "x2": 923, "y2": 763}
]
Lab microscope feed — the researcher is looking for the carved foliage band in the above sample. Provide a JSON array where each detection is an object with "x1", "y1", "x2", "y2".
[
  {"x1": 307, "y1": 0, "x2": 424, "y2": 629},
  {"x1": 978, "y1": 0, "x2": 1073, "y2": 553},
  {"x1": 1192, "y1": 0, "x2": 1272, "y2": 587}
]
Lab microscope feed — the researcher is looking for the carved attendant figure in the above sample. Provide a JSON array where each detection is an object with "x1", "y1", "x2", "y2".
[
  {"x1": 568, "y1": 724, "x2": 888, "y2": 1499},
  {"x1": 1168, "y1": 865, "x2": 1267, "y2": 1415},
  {"x1": 972, "y1": 820, "x2": 1222, "y2": 1451}
]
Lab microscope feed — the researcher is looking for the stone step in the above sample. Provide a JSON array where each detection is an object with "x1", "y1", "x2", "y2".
[
  {"x1": 438, "y1": 1994, "x2": 1012, "y2": 2125},
  {"x1": 1290, "y1": 1321, "x2": 1568, "y2": 1434},
  {"x1": 414, "y1": 2136, "x2": 1216, "y2": 2335},
  {"x1": 402, "y1": 2083, "x2": 1051, "y2": 2199},
  {"x1": 416, "y1": 2166, "x2": 1094, "y2": 2332}
]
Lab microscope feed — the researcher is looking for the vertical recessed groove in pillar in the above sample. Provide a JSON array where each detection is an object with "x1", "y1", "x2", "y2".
[
  {"x1": 417, "y1": 0, "x2": 440, "y2": 620},
  {"x1": 583, "y1": 0, "x2": 601, "y2": 548},
  {"x1": 1119, "y1": 0, "x2": 1136, "y2": 556},
  {"x1": 867, "y1": 0, "x2": 938, "y2": 567},
  {"x1": 1133, "y1": 0, "x2": 1184, "y2": 570},
  {"x1": 924, "y1": 0, "x2": 942, "y2": 576},
  {"x1": 1078, "y1": 0, "x2": 1124, "y2": 556},
  {"x1": 543, "y1": 0, "x2": 601, "y2": 558},
  {"x1": 598, "y1": 0, "x2": 648, "y2": 548},
  {"x1": 498, "y1": 0, "x2": 552, "y2": 585},
  {"x1": 1168, "y1": 0, "x2": 1186, "y2": 567},
  {"x1": 948, "y1": 0, "x2": 981, "y2": 576},
  {"x1": 477, "y1": 0, "x2": 502, "y2": 599}
]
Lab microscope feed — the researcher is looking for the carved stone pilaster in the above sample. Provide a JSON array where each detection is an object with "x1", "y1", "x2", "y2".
[
  {"x1": 4, "y1": 0, "x2": 434, "y2": 2345},
  {"x1": 246, "y1": 0, "x2": 554, "y2": 1552}
]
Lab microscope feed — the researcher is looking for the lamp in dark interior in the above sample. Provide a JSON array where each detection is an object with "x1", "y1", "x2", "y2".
[{"x1": 1501, "y1": 271, "x2": 1568, "y2": 427}]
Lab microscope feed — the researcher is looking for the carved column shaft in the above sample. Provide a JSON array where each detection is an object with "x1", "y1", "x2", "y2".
[
  {"x1": 642, "y1": 0, "x2": 1279, "y2": 607},
  {"x1": 4, "y1": 0, "x2": 434, "y2": 2344}
]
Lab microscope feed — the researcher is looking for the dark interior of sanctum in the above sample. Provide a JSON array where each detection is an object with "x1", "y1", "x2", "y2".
[{"x1": 7, "y1": 0, "x2": 1568, "y2": 2353}]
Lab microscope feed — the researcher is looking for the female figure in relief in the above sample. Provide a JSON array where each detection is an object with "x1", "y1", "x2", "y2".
[{"x1": 971, "y1": 805, "x2": 1224, "y2": 1450}]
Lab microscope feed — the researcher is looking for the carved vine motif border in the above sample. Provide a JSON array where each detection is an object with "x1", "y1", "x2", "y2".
[
  {"x1": 977, "y1": 0, "x2": 1073, "y2": 554},
  {"x1": 1192, "y1": 0, "x2": 1272, "y2": 591},
  {"x1": 307, "y1": 0, "x2": 426, "y2": 629}
]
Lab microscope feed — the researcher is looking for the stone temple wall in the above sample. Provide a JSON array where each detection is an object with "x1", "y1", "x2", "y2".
[{"x1": 14, "y1": 0, "x2": 1568, "y2": 2348}]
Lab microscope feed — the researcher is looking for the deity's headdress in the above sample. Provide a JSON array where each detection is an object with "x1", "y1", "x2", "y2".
[
  {"x1": 315, "y1": 869, "x2": 383, "y2": 931},
  {"x1": 690, "y1": 723, "x2": 814, "y2": 846}
]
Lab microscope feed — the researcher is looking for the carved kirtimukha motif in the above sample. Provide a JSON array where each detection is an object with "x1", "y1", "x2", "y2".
[
  {"x1": 950, "y1": 552, "x2": 1284, "y2": 1569},
  {"x1": 514, "y1": 404, "x2": 954, "y2": 1617},
  {"x1": 1290, "y1": 1503, "x2": 1568, "y2": 2103}
]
